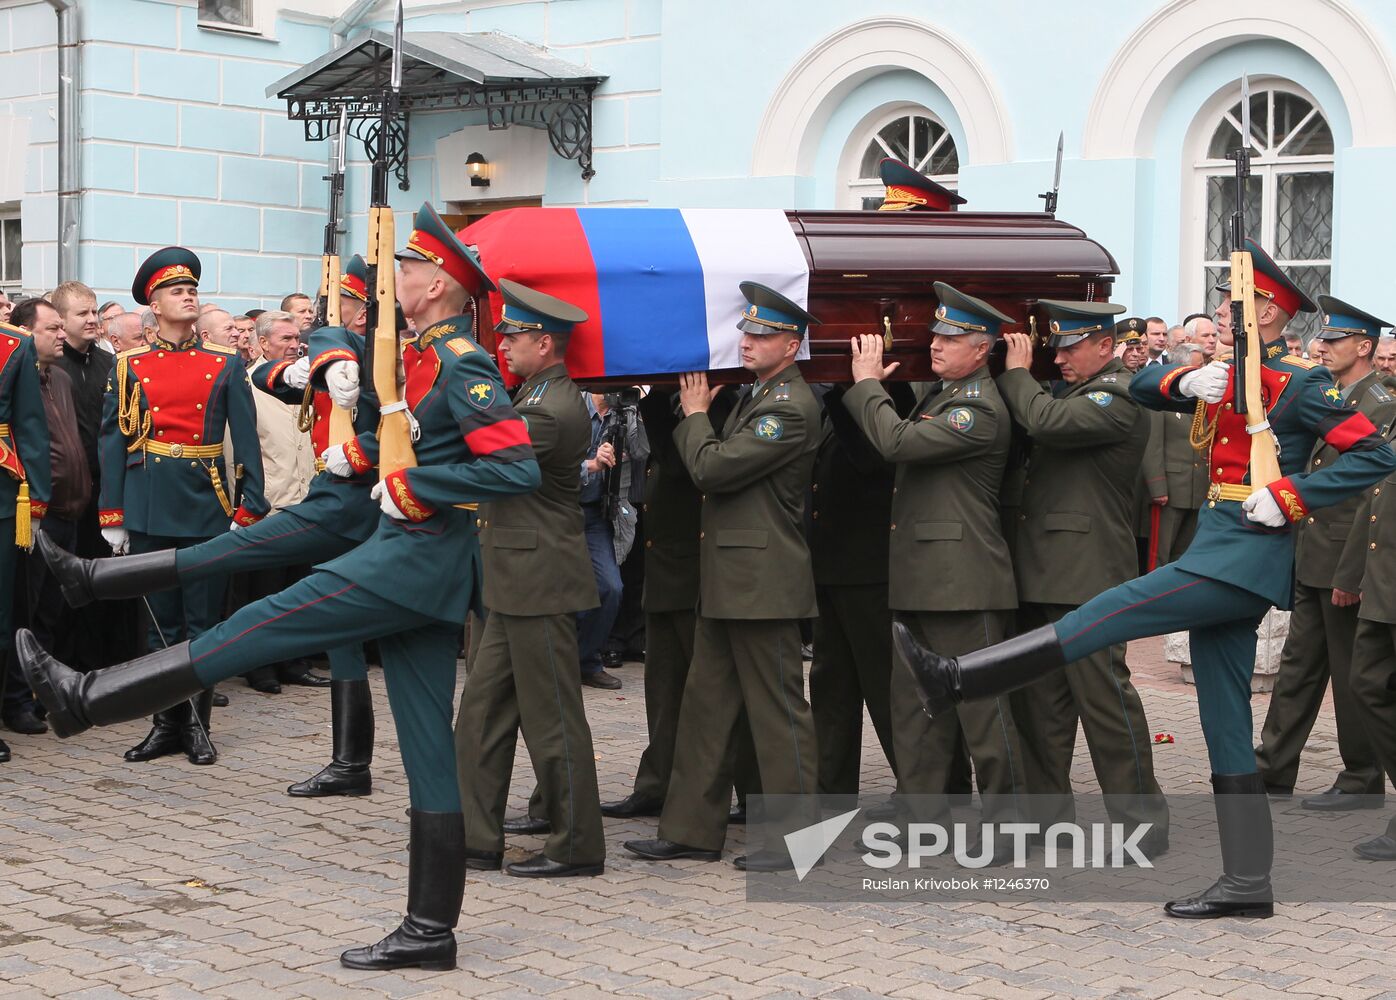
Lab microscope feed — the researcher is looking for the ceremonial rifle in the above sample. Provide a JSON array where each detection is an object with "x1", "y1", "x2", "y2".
[
  {"x1": 365, "y1": 0, "x2": 416, "y2": 477},
  {"x1": 1039, "y1": 131, "x2": 1063, "y2": 216},
  {"x1": 1228, "y1": 74, "x2": 1282, "y2": 487},
  {"x1": 300, "y1": 107, "x2": 355, "y2": 446}
]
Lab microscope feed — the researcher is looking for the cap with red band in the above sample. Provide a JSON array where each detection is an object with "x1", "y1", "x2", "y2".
[
  {"x1": 131, "y1": 247, "x2": 201, "y2": 306},
  {"x1": 1240, "y1": 237, "x2": 1316, "y2": 317},
  {"x1": 394, "y1": 202, "x2": 496, "y2": 297},
  {"x1": 877, "y1": 157, "x2": 966, "y2": 212},
  {"x1": 340, "y1": 253, "x2": 368, "y2": 302}
]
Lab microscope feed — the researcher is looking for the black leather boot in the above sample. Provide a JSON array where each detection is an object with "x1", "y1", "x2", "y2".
[
  {"x1": 288, "y1": 679, "x2": 373, "y2": 797},
  {"x1": 893, "y1": 621, "x2": 1065, "y2": 719},
  {"x1": 180, "y1": 689, "x2": 217, "y2": 765},
  {"x1": 340, "y1": 811, "x2": 465, "y2": 971},
  {"x1": 125, "y1": 707, "x2": 186, "y2": 762},
  {"x1": 1164, "y1": 772, "x2": 1274, "y2": 919},
  {"x1": 16, "y1": 629, "x2": 204, "y2": 739},
  {"x1": 34, "y1": 531, "x2": 179, "y2": 608}
]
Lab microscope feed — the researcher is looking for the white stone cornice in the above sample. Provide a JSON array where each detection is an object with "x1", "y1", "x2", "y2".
[
  {"x1": 751, "y1": 15, "x2": 1012, "y2": 175},
  {"x1": 1083, "y1": 0, "x2": 1396, "y2": 158}
]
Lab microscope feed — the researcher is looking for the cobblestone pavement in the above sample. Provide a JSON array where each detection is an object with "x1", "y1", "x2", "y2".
[{"x1": 1, "y1": 636, "x2": 1394, "y2": 1000}]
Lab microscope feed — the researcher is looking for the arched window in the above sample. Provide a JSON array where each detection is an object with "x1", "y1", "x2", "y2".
[
  {"x1": 841, "y1": 108, "x2": 959, "y2": 210},
  {"x1": 1195, "y1": 83, "x2": 1334, "y2": 341}
]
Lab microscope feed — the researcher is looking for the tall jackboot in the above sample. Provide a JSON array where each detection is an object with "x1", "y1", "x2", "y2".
[
  {"x1": 15, "y1": 629, "x2": 204, "y2": 739},
  {"x1": 34, "y1": 531, "x2": 180, "y2": 608},
  {"x1": 340, "y1": 810, "x2": 465, "y2": 971},
  {"x1": 179, "y1": 689, "x2": 217, "y2": 765},
  {"x1": 124, "y1": 706, "x2": 187, "y2": 762},
  {"x1": 1165, "y1": 772, "x2": 1274, "y2": 919},
  {"x1": 893, "y1": 621, "x2": 1065, "y2": 719},
  {"x1": 287, "y1": 679, "x2": 373, "y2": 797}
]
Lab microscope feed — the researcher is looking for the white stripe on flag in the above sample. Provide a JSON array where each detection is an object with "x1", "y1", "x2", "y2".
[{"x1": 679, "y1": 209, "x2": 811, "y2": 370}]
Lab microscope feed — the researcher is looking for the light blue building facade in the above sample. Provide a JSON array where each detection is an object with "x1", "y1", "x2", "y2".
[{"x1": 2, "y1": 0, "x2": 1394, "y2": 338}]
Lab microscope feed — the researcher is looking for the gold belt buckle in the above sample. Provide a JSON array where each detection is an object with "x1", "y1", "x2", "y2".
[
  {"x1": 169, "y1": 443, "x2": 184, "y2": 458},
  {"x1": 1207, "y1": 482, "x2": 1222, "y2": 502}
]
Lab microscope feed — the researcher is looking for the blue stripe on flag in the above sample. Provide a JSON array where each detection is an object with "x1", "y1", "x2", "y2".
[{"x1": 575, "y1": 208, "x2": 711, "y2": 375}]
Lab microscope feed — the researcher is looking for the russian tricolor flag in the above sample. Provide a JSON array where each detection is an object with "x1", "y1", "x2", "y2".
[{"x1": 461, "y1": 208, "x2": 810, "y2": 378}]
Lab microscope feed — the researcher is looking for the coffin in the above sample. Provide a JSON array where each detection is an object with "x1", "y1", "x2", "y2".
[{"x1": 461, "y1": 207, "x2": 1118, "y2": 386}]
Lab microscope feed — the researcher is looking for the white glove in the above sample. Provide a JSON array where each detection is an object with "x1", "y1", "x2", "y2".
[
  {"x1": 1177, "y1": 360, "x2": 1230, "y2": 403},
  {"x1": 371, "y1": 480, "x2": 409, "y2": 520},
  {"x1": 229, "y1": 520, "x2": 241, "y2": 532},
  {"x1": 320, "y1": 444, "x2": 353, "y2": 477},
  {"x1": 325, "y1": 360, "x2": 360, "y2": 409},
  {"x1": 1242, "y1": 488, "x2": 1287, "y2": 527},
  {"x1": 102, "y1": 526, "x2": 130, "y2": 556},
  {"x1": 283, "y1": 356, "x2": 311, "y2": 390}
]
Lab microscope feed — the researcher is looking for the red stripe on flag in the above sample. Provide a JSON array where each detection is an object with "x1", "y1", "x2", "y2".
[
  {"x1": 464, "y1": 418, "x2": 532, "y2": 457},
  {"x1": 460, "y1": 208, "x2": 604, "y2": 385},
  {"x1": 1325, "y1": 412, "x2": 1377, "y2": 452}
]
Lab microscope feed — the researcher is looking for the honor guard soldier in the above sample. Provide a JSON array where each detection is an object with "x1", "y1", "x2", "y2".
[
  {"x1": 602, "y1": 384, "x2": 739, "y2": 817},
  {"x1": 20, "y1": 216, "x2": 540, "y2": 971},
  {"x1": 455, "y1": 279, "x2": 608, "y2": 878},
  {"x1": 897, "y1": 240, "x2": 1396, "y2": 916},
  {"x1": 1257, "y1": 295, "x2": 1396, "y2": 808},
  {"x1": 993, "y1": 299, "x2": 1168, "y2": 847},
  {"x1": 35, "y1": 246, "x2": 388, "y2": 795},
  {"x1": 101, "y1": 248, "x2": 268, "y2": 766},
  {"x1": 624, "y1": 281, "x2": 821, "y2": 871},
  {"x1": 1136, "y1": 315, "x2": 1210, "y2": 570},
  {"x1": 877, "y1": 157, "x2": 966, "y2": 212},
  {"x1": 842, "y1": 283, "x2": 1025, "y2": 832},
  {"x1": 0, "y1": 320, "x2": 51, "y2": 763}
]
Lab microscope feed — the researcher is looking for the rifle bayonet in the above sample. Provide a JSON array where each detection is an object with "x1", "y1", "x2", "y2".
[{"x1": 1039, "y1": 131, "x2": 1063, "y2": 215}]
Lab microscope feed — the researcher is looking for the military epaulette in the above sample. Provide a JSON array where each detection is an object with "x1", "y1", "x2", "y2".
[
  {"x1": 0, "y1": 321, "x2": 30, "y2": 338},
  {"x1": 1370, "y1": 382, "x2": 1394, "y2": 404},
  {"x1": 773, "y1": 384, "x2": 791, "y2": 402},
  {"x1": 203, "y1": 341, "x2": 236, "y2": 355},
  {"x1": 443, "y1": 335, "x2": 477, "y2": 357},
  {"x1": 962, "y1": 381, "x2": 982, "y2": 399},
  {"x1": 1280, "y1": 354, "x2": 1320, "y2": 370},
  {"x1": 117, "y1": 344, "x2": 151, "y2": 360},
  {"x1": 521, "y1": 378, "x2": 553, "y2": 407},
  {"x1": 1097, "y1": 374, "x2": 1120, "y2": 385}
]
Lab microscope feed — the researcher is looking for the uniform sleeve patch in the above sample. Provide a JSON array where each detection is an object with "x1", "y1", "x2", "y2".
[
  {"x1": 754, "y1": 416, "x2": 784, "y2": 440},
  {"x1": 947, "y1": 407, "x2": 975, "y2": 432},
  {"x1": 466, "y1": 380, "x2": 497, "y2": 409},
  {"x1": 1324, "y1": 385, "x2": 1342, "y2": 403},
  {"x1": 1087, "y1": 391, "x2": 1113, "y2": 407}
]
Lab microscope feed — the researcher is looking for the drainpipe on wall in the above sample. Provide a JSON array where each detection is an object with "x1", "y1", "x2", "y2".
[
  {"x1": 325, "y1": 0, "x2": 380, "y2": 254},
  {"x1": 46, "y1": 0, "x2": 79, "y2": 284}
]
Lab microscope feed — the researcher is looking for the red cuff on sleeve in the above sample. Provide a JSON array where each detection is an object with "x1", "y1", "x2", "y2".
[
  {"x1": 29, "y1": 500, "x2": 47, "y2": 520},
  {"x1": 1267, "y1": 477, "x2": 1310, "y2": 523},
  {"x1": 385, "y1": 469, "x2": 435, "y2": 523},
  {"x1": 264, "y1": 360, "x2": 292, "y2": 388},
  {"x1": 1158, "y1": 365, "x2": 1199, "y2": 400},
  {"x1": 308, "y1": 348, "x2": 358, "y2": 381},
  {"x1": 99, "y1": 509, "x2": 124, "y2": 527},
  {"x1": 232, "y1": 505, "x2": 262, "y2": 527},
  {"x1": 344, "y1": 436, "x2": 373, "y2": 475}
]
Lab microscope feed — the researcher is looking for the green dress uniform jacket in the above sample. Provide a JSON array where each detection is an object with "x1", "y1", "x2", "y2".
[
  {"x1": 673, "y1": 363, "x2": 820, "y2": 620},
  {"x1": 845, "y1": 367, "x2": 1017, "y2": 612},
  {"x1": 997, "y1": 358, "x2": 1148, "y2": 604},
  {"x1": 478, "y1": 362, "x2": 598, "y2": 617},
  {"x1": 98, "y1": 335, "x2": 268, "y2": 536},
  {"x1": 638, "y1": 388, "x2": 704, "y2": 614},
  {"x1": 0, "y1": 325, "x2": 52, "y2": 529}
]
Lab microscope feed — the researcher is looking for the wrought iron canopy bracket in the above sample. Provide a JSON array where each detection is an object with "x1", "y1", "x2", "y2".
[{"x1": 285, "y1": 80, "x2": 600, "y2": 184}]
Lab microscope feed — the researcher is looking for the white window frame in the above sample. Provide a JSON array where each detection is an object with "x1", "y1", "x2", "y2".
[
  {"x1": 1183, "y1": 78, "x2": 1334, "y2": 332},
  {"x1": 837, "y1": 103, "x2": 960, "y2": 210},
  {"x1": 197, "y1": 0, "x2": 272, "y2": 38},
  {"x1": 0, "y1": 207, "x2": 21, "y2": 298}
]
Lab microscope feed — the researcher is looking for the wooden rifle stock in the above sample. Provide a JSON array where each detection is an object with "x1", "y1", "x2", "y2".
[
  {"x1": 370, "y1": 205, "x2": 416, "y2": 476},
  {"x1": 1231, "y1": 250, "x2": 1281, "y2": 487}
]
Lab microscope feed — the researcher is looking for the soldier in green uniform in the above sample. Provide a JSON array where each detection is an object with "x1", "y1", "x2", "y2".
[
  {"x1": 1255, "y1": 296, "x2": 1395, "y2": 808},
  {"x1": 19, "y1": 222, "x2": 541, "y2": 971},
  {"x1": 624, "y1": 282, "x2": 820, "y2": 871},
  {"x1": 843, "y1": 283, "x2": 1024, "y2": 829},
  {"x1": 602, "y1": 385, "x2": 737, "y2": 817},
  {"x1": 100, "y1": 248, "x2": 268, "y2": 766},
  {"x1": 1137, "y1": 319, "x2": 1210, "y2": 570},
  {"x1": 994, "y1": 300, "x2": 1169, "y2": 849},
  {"x1": 455, "y1": 279, "x2": 606, "y2": 879},
  {"x1": 805, "y1": 379, "x2": 910, "y2": 796},
  {"x1": 897, "y1": 240, "x2": 1396, "y2": 915},
  {"x1": 34, "y1": 249, "x2": 390, "y2": 797},
  {"x1": 0, "y1": 320, "x2": 51, "y2": 763}
]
